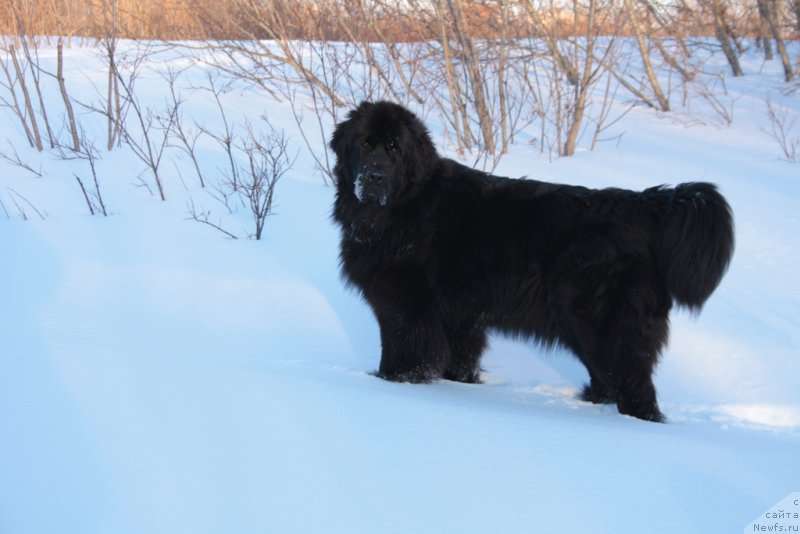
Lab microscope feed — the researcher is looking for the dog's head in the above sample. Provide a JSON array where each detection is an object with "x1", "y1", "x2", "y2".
[{"x1": 330, "y1": 101, "x2": 437, "y2": 207}]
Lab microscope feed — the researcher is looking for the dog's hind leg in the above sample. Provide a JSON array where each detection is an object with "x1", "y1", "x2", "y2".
[
  {"x1": 576, "y1": 340, "x2": 665, "y2": 422},
  {"x1": 601, "y1": 315, "x2": 668, "y2": 423},
  {"x1": 613, "y1": 354, "x2": 664, "y2": 422},
  {"x1": 568, "y1": 299, "x2": 668, "y2": 422},
  {"x1": 560, "y1": 322, "x2": 618, "y2": 405}
]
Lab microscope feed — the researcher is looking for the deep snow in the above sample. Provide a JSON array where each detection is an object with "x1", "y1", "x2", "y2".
[{"x1": 1, "y1": 40, "x2": 799, "y2": 534}]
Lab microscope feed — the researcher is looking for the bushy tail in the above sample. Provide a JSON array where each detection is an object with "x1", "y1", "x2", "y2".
[{"x1": 654, "y1": 182, "x2": 734, "y2": 311}]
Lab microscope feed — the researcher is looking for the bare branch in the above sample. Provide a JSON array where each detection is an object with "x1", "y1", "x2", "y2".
[
  {"x1": 185, "y1": 198, "x2": 239, "y2": 239},
  {"x1": 0, "y1": 139, "x2": 42, "y2": 176}
]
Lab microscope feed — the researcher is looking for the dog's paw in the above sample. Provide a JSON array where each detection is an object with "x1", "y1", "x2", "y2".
[
  {"x1": 617, "y1": 398, "x2": 666, "y2": 423},
  {"x1": 375, "y1": 366, "x2": 437, "y2": 384},
  {"x1": 580, "y1": 382, "x2": 616, "y2": 405},
  {"x1": 443, "y1": 365, "x2": 482, "y2": 384}
]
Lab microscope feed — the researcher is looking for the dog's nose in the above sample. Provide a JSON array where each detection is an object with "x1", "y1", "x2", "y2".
[{"x1": 368, "y1": 171, "x2": 385, "y2": 183}]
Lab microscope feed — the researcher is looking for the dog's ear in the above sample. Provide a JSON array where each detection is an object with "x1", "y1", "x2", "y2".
[
  {"x1": 403, "y1": 120, "x2": 437, "y2": 183},
  {"x1": 329, "y1": 101, "x2": 373, "y2": 159},
  {"x1": 329, "y1": 115, "x2": 354, "y2": 160}
]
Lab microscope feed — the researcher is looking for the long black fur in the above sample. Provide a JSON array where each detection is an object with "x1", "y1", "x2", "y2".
[{"x1": 331, "y1": 101, "x2": 734, "y2": 422}]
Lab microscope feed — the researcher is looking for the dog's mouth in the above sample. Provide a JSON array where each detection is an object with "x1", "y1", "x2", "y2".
[{"x1": 354, "y1": 170, "x2": 389, "y2": 206}]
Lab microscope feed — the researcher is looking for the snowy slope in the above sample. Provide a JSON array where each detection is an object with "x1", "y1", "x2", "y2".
[{"x1": 1, "y1": 41, "x2": 799, "y2": 534}]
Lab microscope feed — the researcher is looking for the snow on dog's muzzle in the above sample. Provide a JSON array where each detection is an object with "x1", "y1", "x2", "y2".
[{"x1": 354, "y1": 169, "x2": 389, "y2": 206}]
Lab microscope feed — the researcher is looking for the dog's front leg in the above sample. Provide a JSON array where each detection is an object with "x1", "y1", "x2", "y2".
[
  {"x1": 366, "y1": 269, "x2": 451, "y2": 383},
  {"x1": 375, "y1": 311, "x2": 450, "y2": 383}
]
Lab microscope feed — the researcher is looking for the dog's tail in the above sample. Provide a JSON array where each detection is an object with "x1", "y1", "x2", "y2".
[{"x1": 652, "y1": 182, "x2": 734, "y2": 311}]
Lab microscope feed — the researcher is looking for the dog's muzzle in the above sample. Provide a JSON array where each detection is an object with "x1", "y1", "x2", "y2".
[{"x1": 355, "y1": 168, "x2": 388, "y2": 206}]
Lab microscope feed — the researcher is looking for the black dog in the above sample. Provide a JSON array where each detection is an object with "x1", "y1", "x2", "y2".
[{"x1": 330, "y1": 101, "x2": 734, "y2": 422}]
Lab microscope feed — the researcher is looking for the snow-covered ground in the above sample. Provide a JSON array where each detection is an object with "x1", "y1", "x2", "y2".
[{"x1": 1, "y1": 41, "x2": 799, "y2": 533}]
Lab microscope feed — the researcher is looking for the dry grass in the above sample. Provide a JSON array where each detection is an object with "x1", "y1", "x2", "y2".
[
  {"x1": 1, "y1": 0, "x2": 236, "y2": 40},
  {"x1": 2, "y1": 0, "x2": 771, "y2": 42}
]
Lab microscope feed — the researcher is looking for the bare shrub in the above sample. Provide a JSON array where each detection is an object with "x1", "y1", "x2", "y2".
[
  {"x1": 165, "y1": 71, "x2": 206, "y2": 189},
  {"x1": 99, "y1": 0, "x2": 124, "y2": 150},
  {"x1": 0, "y1": 41, "x2": 43, "y2": 151},
  {"x1": 58, "y1": 133, "x2": 109, "y2": 216},
  {"x1": 186, "y1": 119, "x2": 295, "y2": 240},
  {"x1": 765, "y1": 98, "x2": 800, "y2": 161},
  {"x1": 194, "y1": 70, "x2": 239, "y2": 191},
  {"x1": 760, "y1": 0, "x2": 795, "y2": 81},
  {"x1": 4, "y1": 187, "x2": 45, "y2": 220},
  {"x1": 111, "y1": 43, "x2": 174, "y2": 200},
  {"x1": 235, "y1": 121, "x2": 295, "y2": 240},
  {"x1": 0, "y1": 139, "x2": 41, "y2": 176},
  {"x1": 0, "y1": 44, "x2": 38, "y2": 148}
]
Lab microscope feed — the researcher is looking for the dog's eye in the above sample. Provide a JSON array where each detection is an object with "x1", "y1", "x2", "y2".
[
  {"x1": 361, "y1": 140, "x2": 371, "y2": 150},
  {"x1": 386, "y1": 140, "x2": 399, "y2": 156}
]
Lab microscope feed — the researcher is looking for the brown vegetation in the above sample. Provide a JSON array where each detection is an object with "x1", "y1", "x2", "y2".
[
  {"x1": 2, "y1": 0, "x2": 798, "y2": 42},
  {"x1": 1, "y1": 0, "x2": 207, "y2": 40},
  {"x1": 0, "y1": 0, "x2": 797, "y2": 177}
]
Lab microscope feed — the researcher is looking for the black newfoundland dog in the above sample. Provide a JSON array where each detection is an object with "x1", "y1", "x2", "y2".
[{"x1": 331, "y1": 100, "x2": 734, "y2": 422}]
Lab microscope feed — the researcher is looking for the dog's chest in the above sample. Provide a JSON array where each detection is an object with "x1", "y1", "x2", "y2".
[{"x1": 344, "y1": 222, "x2": 425, "y2": 262}]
